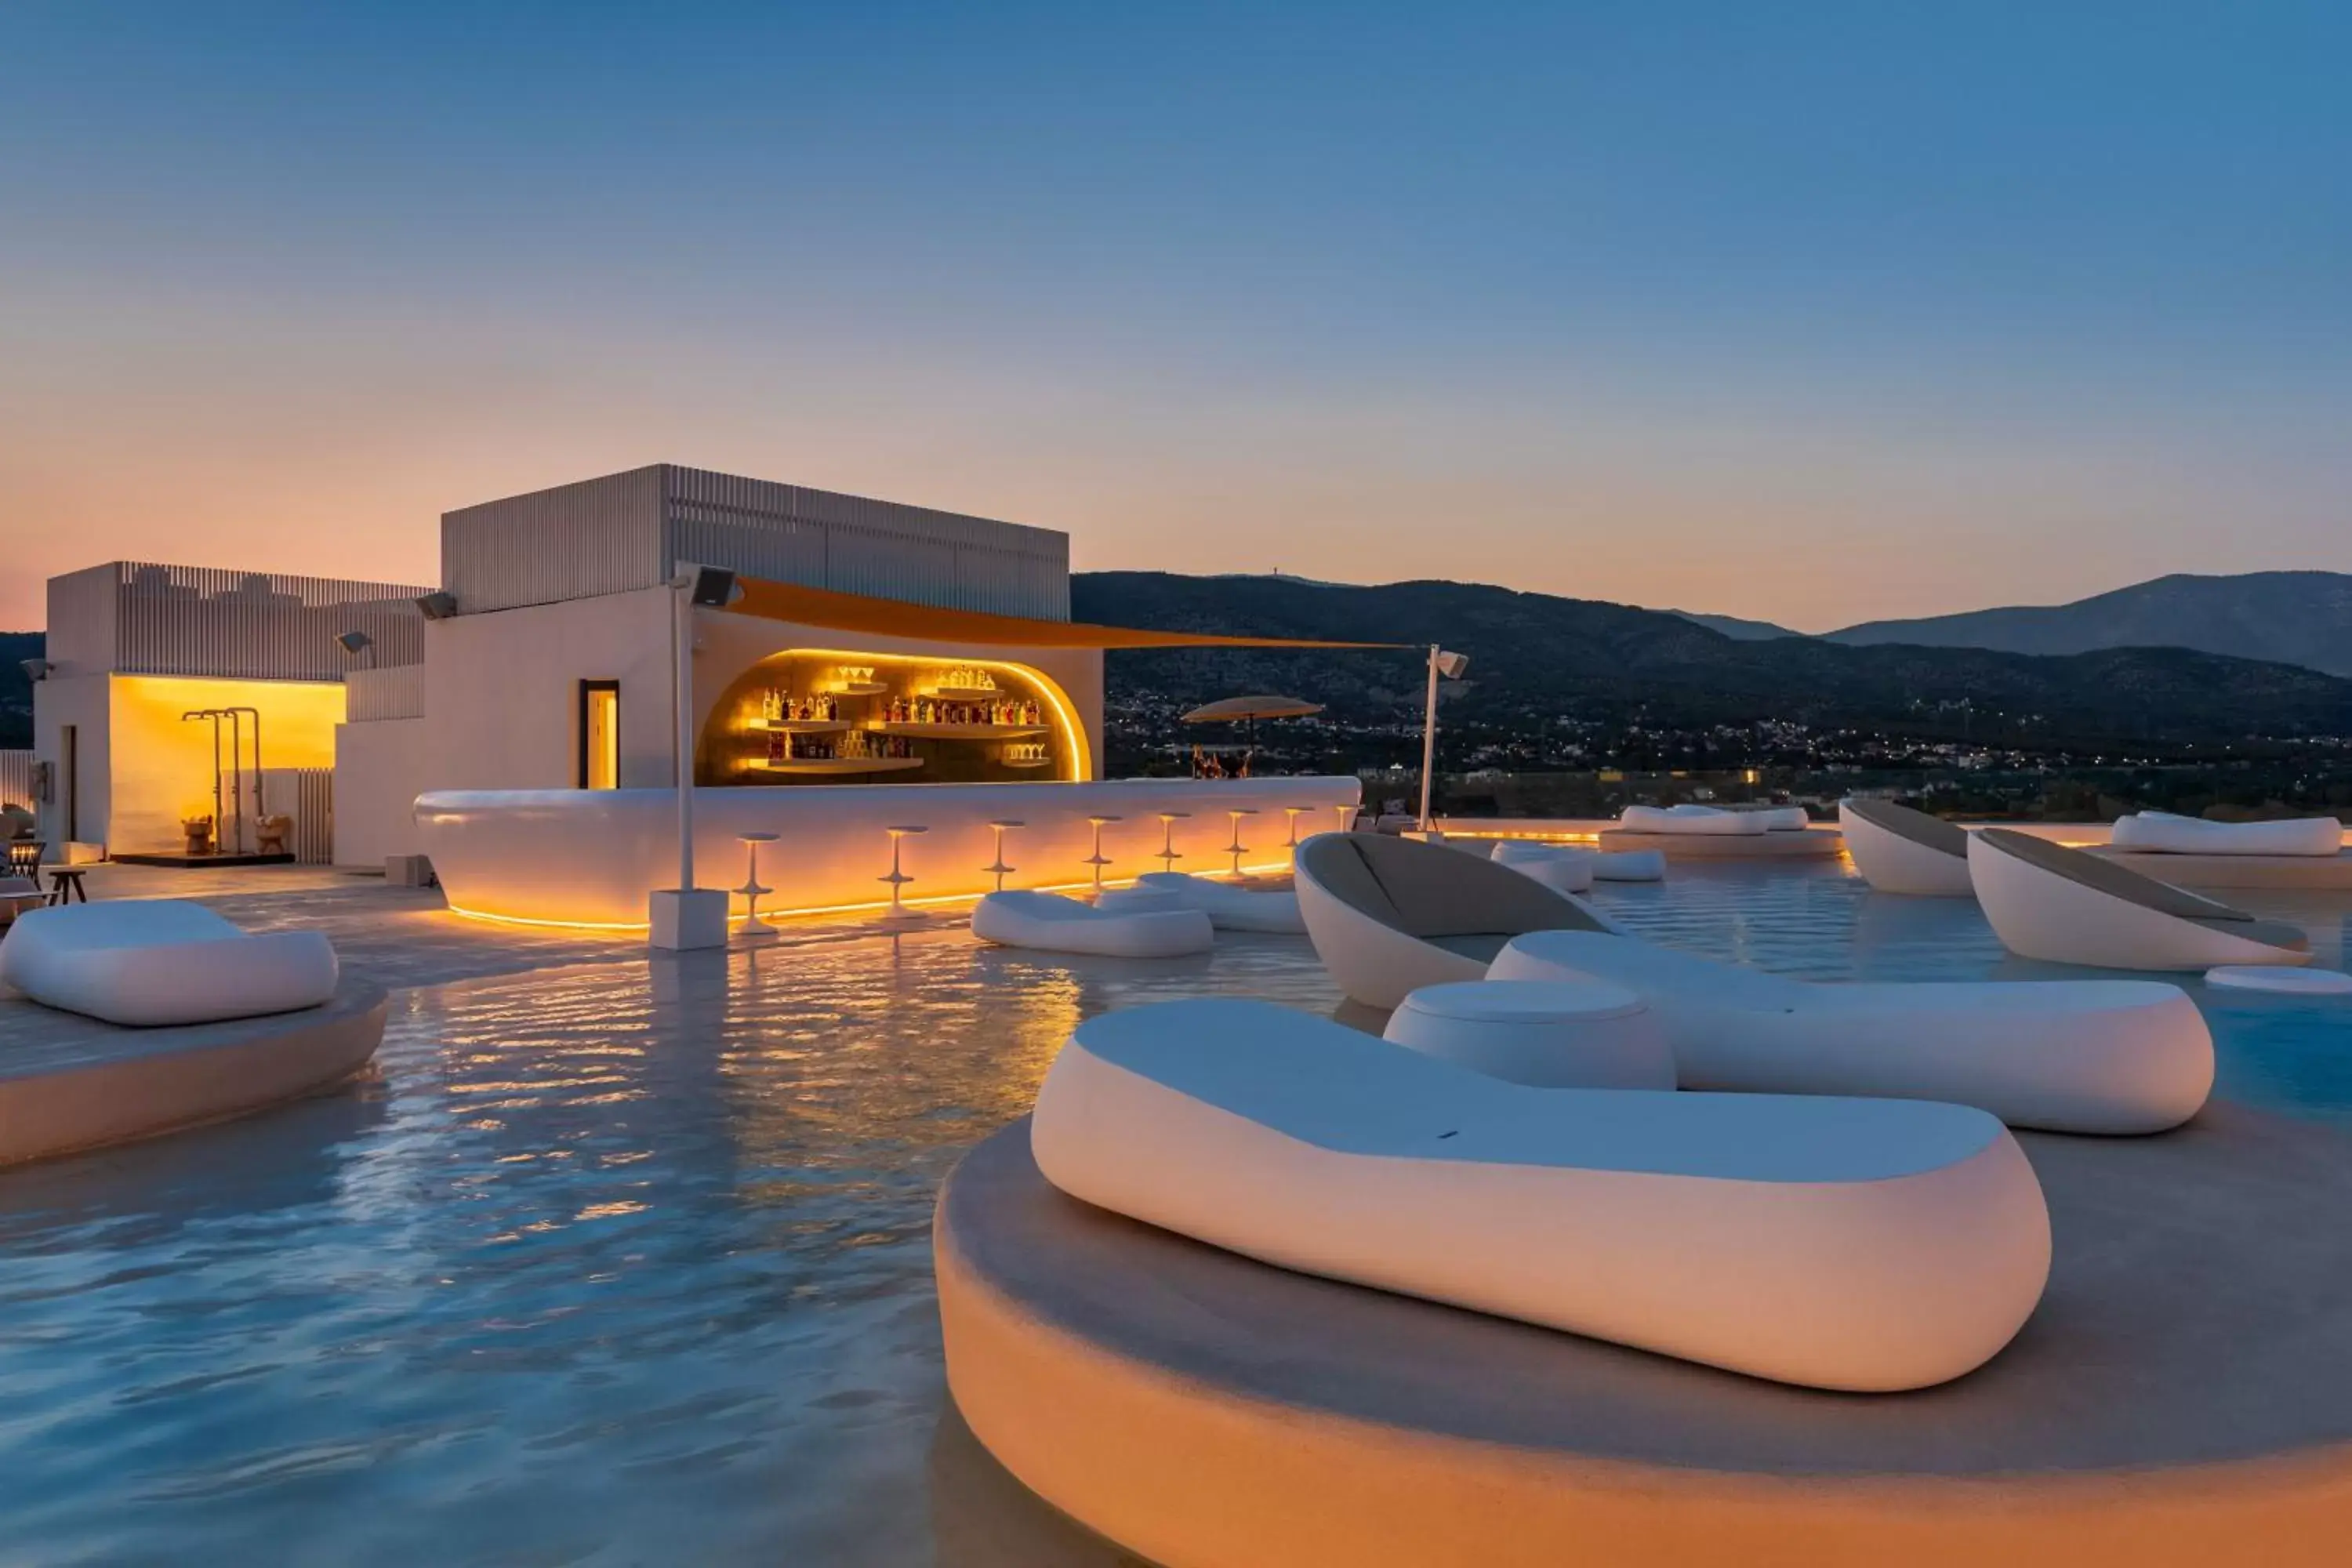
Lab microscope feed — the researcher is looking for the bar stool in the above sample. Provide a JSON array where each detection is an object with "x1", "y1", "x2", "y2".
[
  {"x1": 1154, "y1": 811, "x2": 1191, "y2": 873},
  {"x1": 1282, "y1": 806, "x2": 1309, "y2": 848},
  {"x1": 735, "y1": 831, "x2": 780, "y2": 937},
  {"x1": 879, "y1": 825, "x2": 928, "y2": 922},
  {"x1": 1225, "y1": 808, "x2": 1259, "y2": 877},
  {"x1": 983, "y1": 819, "x2": 1025, "y2": 892},
  {"x1": 1332, "y1": 804, "x2": 1355, "y2": 834},
  {"x1": 1084, "y1": 815, "x2": 1123, "y2": 893}
]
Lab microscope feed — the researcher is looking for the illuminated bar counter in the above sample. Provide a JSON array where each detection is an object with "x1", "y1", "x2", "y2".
[{"x1": 417, "y1": 776, "x2": 1360, "y2": 929}]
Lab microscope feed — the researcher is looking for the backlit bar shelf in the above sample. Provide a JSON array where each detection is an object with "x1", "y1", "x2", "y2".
[
  {"x1": 753, "y1": 719, "x2": 853, "y2": 734},
  {"x1": 874, "y1": 723, "x2": 1051, "y2": 740},
  {"x1": 750, "y1": 757, "x2": 926, "y2": 775}
]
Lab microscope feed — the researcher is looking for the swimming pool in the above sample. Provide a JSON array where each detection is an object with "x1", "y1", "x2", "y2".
[{"x1": 0, "y1": 862, "x2": 2344, "y2": 1563}]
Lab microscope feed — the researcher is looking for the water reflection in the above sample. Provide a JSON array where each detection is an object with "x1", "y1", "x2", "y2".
[
  {"x1": 927, "y1": 1404, "x2": 1143, "y2": 1568},
  {"x1": 0, "y1": 875, "x2": 2345, "y2": 1562}
]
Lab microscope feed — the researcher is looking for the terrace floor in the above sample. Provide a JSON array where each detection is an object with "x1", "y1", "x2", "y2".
[{"x1": 0, "y1": 857, "x2": 2344, "y2": 1563}]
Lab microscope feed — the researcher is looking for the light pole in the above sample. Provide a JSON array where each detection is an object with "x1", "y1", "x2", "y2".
[
  {"x1": 650, "y1": 563, "x2": 739, "y2": 951},
  {"x1": 1417, "y1": 644, "x2": 1468, "y2": 832}
]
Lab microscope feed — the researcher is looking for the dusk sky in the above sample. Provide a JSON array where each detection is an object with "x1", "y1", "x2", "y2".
[{"x1": 4, "y1": 2, "x2": 2346, "y2": 632}]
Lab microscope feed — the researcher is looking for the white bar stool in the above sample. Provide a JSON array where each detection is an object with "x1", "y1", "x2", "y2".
[
  {"x1": 1224, "y1": 808, "x2": 1259, "y2": 877},
  {"x1": 879, "y1": 825, "x2": 928, "y2": 922},
  {"x1": 1155, "y1": 811, "x2": 1191, "y2": 873},
  {"x1": 1084, "y1": 815, "x2": 1123, "y2": 893},
  {"x1": 735, "y1": 831, "x2": 781, "y2": 937},
  {"x1": 984, "y1": 819, "x2": 1025, "y2": 891}
]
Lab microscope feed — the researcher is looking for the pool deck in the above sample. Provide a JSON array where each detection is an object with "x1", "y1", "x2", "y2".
[
  {"x1": 940, "y1": 1104, "x2": 2352, "y2": 1567},
  {"x1": 0, "y1": 980, "x2": 388, "y2": 1165},
  {"x1": 5, "y1": 861, "x2": 965, "y2": 993}
]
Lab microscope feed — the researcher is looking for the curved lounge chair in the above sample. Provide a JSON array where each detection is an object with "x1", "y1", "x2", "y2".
[
  {"x1": 0, "y1": 900, "x2": 339, "y2": 1026},
  {"x1": 1132, "y1": 873, "x2": 1305, "y2": 934},
  {"x1": 1490, "y1": 930, "x2": 2212, "y2": 1134},
  {"x1": 1840, "y1": 798, "x2": 1975, "y2": 897},
  {"x1": 2111, "y1": 811, "x2": 2343, "y2": 858},
  {"x1": 1969, "y1": 829, "x2": 2310, "y2": 971},
  {"x1": 1488, "y1": 840, "x2": 1595, "y2": 894},
  {"x1": 1294, "y1": 833, "x2": 1617, "y2": 1009},
  {"x1": 1031, "y1": 997, "x2": 2051, "y2": 1392},
  {"x1": 973, "y1": 891, "x2": 1214, "y2": 959}
]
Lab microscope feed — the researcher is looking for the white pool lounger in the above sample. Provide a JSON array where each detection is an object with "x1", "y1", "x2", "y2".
[
  {"x1": 1294, "y1": 833, "x2": 1618, "y2": 1009},
  {"x1": 1617, "y1": 804, "x2": 1767, "y2": 836},
  {"x1": 2111, "y1": 811, "x2": 2343, "y2": 858},
  {"x1": 971, "y1": 890, "x2": 1214, "y2": 958},
  {"x1": 1839, "y1": 797, "x2": 1976, "y2": 897},
  {"x1": 1030, "y1": 998, "x2": 2050, "y2": 1392},
  {"x1": 0, "y1": 900, "x2": 339, "y2": 1026},
  {"x1": 1969, "y1": 828, "x2": 2312, "y2": 972},
  {"x1": 1131, "y1": 872, "x2": 1305, "y2": 933},
  {"x1": 1490, "y1": 930, "x2": 2213, "y2": 1134}
]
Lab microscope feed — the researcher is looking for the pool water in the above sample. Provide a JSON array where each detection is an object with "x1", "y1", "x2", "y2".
[{"x1": 0, "y1": 862, "x2": 2346, "y2": 1563}]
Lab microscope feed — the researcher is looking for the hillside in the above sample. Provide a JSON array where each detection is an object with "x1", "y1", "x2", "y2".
[
  {"x1": 1075, "y1": 574, "x2": 2352, "y2": 745},
  {"x1": 0, "y1": 632, "x2": 39, "y2": 749},
  {"x1": 1826, "y1": 571, "x2": 2352, "y2": 677},
  {"x1": 1666, "y1": 609, "x2": 1802, "y2": 641}
]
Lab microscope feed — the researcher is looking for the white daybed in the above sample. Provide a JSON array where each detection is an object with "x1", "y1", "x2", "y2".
[
  {"x1": 1969, "y1": 829, "x2": 2311, "y2": 972},
  {"x1": 1490, "y1": 929, "x2": 2213, "y2": 1134},
  {"x1": 1839, "y1": 797, "x2": 1976, "y2": 897},
  {"x1": 1294, "y1": 833, "x2": 1618, "y2": 1010},
  {"x1": 1617, "y1": 804, "x2": 1766, "y2": 837},
  {"x1": 1487, "y1": 840, "x2": 1595, "y2": 894},
  {"x1": 973, "y1": 890, "x2": 1214, "y2": 959},
  {"x1": 1603, "y1": 805, "x2": 1842, "y2": 862},
  {"x1": 0, "y1": 900, "x2": 339, "y2": 1026},
  {"x1": 1132, "y1": 872, "x2": 1305, "y2": 934},
  {"x1": 1029, "y1": 997, "x2": 2050, "y2": 1392},
  {"x1": 2111, "y1": 811, "x2": 2343, "y2": 858}
]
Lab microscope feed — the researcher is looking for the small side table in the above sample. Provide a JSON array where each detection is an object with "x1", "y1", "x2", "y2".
[
  {"x1": 46, "y1": 867, "x2": 91, "y2": 906},
  {"x1": 1382, "y1": 979, "x2": 1675, "y2": 1090}
]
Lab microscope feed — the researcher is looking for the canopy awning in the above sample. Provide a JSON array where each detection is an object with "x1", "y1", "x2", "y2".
[{"x1": 724, "y1": 576, "x2": 1399, "y2": 651}]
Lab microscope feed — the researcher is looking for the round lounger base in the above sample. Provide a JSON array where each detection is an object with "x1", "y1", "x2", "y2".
[
  {"x1": 2205, "y1": 965, "x2": 2352, "y2": 996},
  {"x1": 0, "y1": 981, "x2": 387, "y2": 1167},
  {"x1": 2090, "y1": 848, "x2": 2352, "y2": 891},
  {"x1": 1596, "y1": 826, "x2": 1845, "y2": 861},
  {"x1": 939, "y1": 1112, "x2": 2352, "y2": 1568}
]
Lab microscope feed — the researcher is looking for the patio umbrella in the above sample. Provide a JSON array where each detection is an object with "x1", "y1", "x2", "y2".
[{"x1": 1181, "y1": 695, "x2": 1324, "y2": 759}]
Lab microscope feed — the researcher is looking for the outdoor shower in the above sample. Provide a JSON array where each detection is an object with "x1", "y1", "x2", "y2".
[{"x1": 180, "y1": 706, "x2": 265, "y2": 855}]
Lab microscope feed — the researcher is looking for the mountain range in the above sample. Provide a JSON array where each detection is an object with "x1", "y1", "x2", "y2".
[
  {"x1": 1668, "y1": 571, "x2": 2352, "y2": 678},
  {"x1": 1076, "y1": 572, "x2": 2352, "y2": 745}
]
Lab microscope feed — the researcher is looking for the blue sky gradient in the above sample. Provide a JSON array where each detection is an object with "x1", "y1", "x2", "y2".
[{"x1": 3, "y1": 2, "x2": 2346, "y2": 627}]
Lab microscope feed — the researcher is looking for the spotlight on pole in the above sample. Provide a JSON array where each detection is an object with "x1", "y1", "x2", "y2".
[{"x1": 1418, "y1": 646, "x2": 1471, "y2": 831}]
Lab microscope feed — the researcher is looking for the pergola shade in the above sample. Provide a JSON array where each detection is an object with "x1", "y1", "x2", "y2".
[{"x1": 724, "y1": 576, "x2": 1399, "y2": 651}]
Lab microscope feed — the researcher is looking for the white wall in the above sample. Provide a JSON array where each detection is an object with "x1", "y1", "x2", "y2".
[
  {"x1": 332, "y1": 586, "x2": 1113, "y2": 867},
  {"x1": 334, "y1": 717, "x2": 430, "y2": 866},
  {"x1": 419, "y1": 586, "x2": 678, "y2": 792},
  {"x1": 30, "y1": 673, "x2": 110, "y2": 851},
  {"x1": 419, "y1": 775, "x2": 1361, "y2": 926}
]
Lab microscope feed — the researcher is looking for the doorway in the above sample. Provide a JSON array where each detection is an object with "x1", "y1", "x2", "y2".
[{"x1": 579, "y1": 681, "x2": 619, "y2": 789}]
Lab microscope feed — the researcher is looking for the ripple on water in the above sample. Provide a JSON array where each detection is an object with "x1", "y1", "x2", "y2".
[{"x1": 0, "y1": 866, "x2": 2345, "y2": 1563}]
